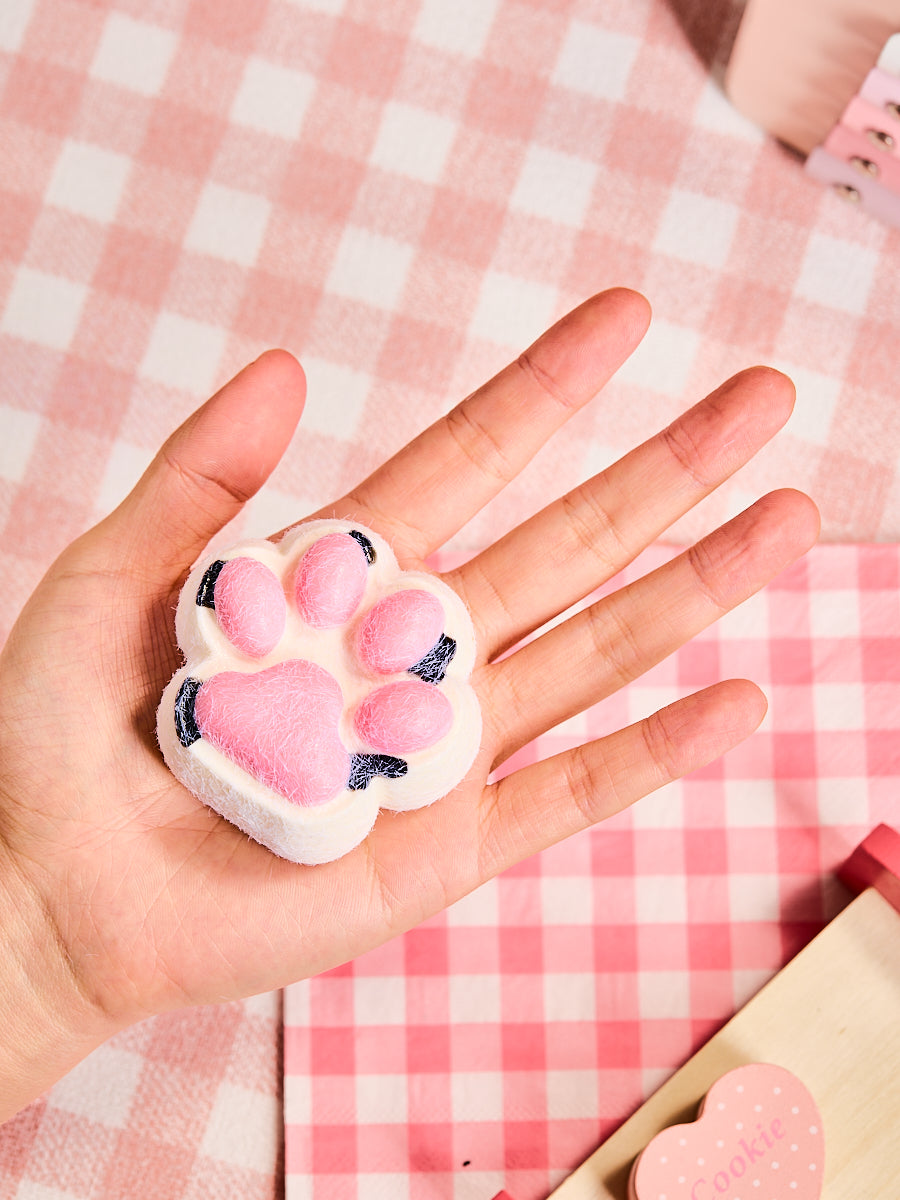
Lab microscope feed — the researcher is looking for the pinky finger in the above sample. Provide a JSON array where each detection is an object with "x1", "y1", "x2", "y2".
[{"x1": 478, "y1": 679, "x2": 766, "y2": 875}]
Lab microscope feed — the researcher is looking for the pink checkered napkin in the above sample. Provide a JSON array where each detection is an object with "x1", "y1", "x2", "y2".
[
  {"x1": 284, "y1": 543, "x2": 900, "y2": 1200},
  {"x1": 0, "y1": 993, "x2": 283, "y2": 1199}
]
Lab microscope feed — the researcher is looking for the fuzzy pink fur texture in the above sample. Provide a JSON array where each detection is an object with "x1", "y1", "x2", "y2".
[
  {"x1": 354, "y1": 680, "x2": 453, "y2": 753},
  {"x1": 214, "y1": 557, "x2": 286, "y2": 658},
  {"x1": 195, "y1": 660, "x2": 350, "y2": 807},
  {"x1": 295, "y1": 532, "x2": 368, "y2": 628},
  {"x1": 358, "y1": 589, "x2": 444, "y2": 675}
]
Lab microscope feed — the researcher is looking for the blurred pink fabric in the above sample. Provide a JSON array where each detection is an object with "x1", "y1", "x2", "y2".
[{"x1": 2, "y1": 0, "x2": 899, "y2": 1197}]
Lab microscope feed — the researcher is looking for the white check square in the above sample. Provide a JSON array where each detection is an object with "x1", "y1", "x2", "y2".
[
  {"x1": 616, "y1": 317, "x2": 699, "y2": 394},
  {"x1": 231, "y1": 58, "x2": 316, "y2": 140},
  {"x1": 469, "y1": 271, "x2": 558, "y2": 349},
  {"x1": 47, "y1": 1044, "x2": 142, "y2": 1128},
  {"x1": 300, "y1": 357, "x2": 370, "y2": 439},
  {"x1": 510, "y1": 145, "x2": 598, "y2": 227},
  {"x1": 451, "y1": 1071, "x2": 502, "y2": 1121},
  {"x1": 370, "y1": 101, "x2": 457, "y2": 184},
  {"x1": 808, "y1": 588, "x2": 861, "y2": 637},
  {"x1": 796, "y1": 233, "x2": 879, "y2": 315},
  {"x1": 813, "y1": 682, "x2": 865, "y2": 730},
  {"x1": 553, "y1": 22, "x2": 640, "y2": 100},
  {"x1": 185, "y1": 182, "x2": 271, "y2": 267},
  {"x1": 139, "y1": 311, "x2": 227, "y2": 396},
  {"x1": 729, "y1": 873, "x2": 781, "y2": 922},
  {"x1": 639, "y1": 970, "x2": 691, "y2": 1019},
  {"x1": 201, "y1": 1082, "x2": 280, "y2": 1173},
  {"x1": 353, "y1": 975, "x2": 407, "y2": 1025},
  {"x1": 0, "y1": 0, "x2": 36, "y2": 53},
  {"x1": 90, "y1": 12, "x2": 176, "y2": 96},
  {"x1": 653, "y1": 188, "x2": 739, "y2": 269},
  {"x1": 725, "y1": 779, "x2": 776, "y2": 828},
  {"x1": 449, "y1": 974, "x2": 501, "y2": 1023},
  {"x1": 1, "y1": 268, "x2": 87, "y2": 350},
  {"x1": 413, "y1": 0, "x2": 500, "y2": 57},
  {"x1": 326, "y1": 227, "x2": 415, "y2": 310},
  {"x1": 356, "y1": 1074, "x2": 408, "y2": 1124},
  {"x1": 0, "y1": 405, "x2": 41, "y2": 483},
  {"x1": 635, "y1": 875, "x2": 687, "y2": 923},
  {"x1": 46, "y1": 140, "x2": 131, "y2": 224},
  {"x1": 544, "y1": 972, "x2": 596, "y2": 1022}
]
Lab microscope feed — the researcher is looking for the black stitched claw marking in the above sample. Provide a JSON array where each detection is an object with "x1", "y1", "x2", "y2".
[
  {"x1": 348, "y1": 753, "x2": 408, "y2": 790},
  {"x1": 174, "y1": 677, "x2": 203, "y2": 747},
  {"x1": 408, "y1": 633, "x2": 457, "y2": 685},
  {"x1": 348, "y1": 529, "x2": 376, "y2": 564},
  {"x1": 196, "y1": 559, "x2": 226, "y2": 608}
]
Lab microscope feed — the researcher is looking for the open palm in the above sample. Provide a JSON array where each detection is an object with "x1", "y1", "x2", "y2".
[{"x1": 0, "y1": 290, "x2": 818, "y2": 1120}]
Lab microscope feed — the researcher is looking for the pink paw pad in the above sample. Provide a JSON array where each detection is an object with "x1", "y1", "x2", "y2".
[
  {"x1": 295, "y1": 532, "x2": 368, "y2": 628},
  {"x1": 199, "y1": 557, "x2": 286, "y2": 658},
  {"x1": 158, "y1": 520, "x2": 481, "y2": 864},
  {"x1": 358, "y1": 590, "x2": 445, "y2": 675},
  {"x1": 194, "y1": 660, "x2": 349, "y2": 807},
  {"x1": 355, "y1": 681, "x2": 453, "y2": 754}
]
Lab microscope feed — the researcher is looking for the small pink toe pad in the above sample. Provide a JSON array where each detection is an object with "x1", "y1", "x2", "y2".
[
  {"x1": 359, "y1": 589, "x2": 445, "y2": 675},
  {"x1": 355, "y1": 680, "x2": 453, "y2": 754},
  {"x1": 213, "y1": 557, "x2": 286, "y2": 658},
  {"x1": 295, "y1": 532, "x2": 369, "y2": 629}
]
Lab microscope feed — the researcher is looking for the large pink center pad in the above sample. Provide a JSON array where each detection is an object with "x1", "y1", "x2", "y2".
[{"x1": 156, "y1": 520, "x2": 481, "y2": 864}]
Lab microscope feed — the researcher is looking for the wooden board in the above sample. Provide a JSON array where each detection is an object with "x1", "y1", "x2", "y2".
[
  {"x1": 724, "y1": 0, "x2": 900, "y2": 154},
  {"x1": 546, "y1": 887, "x2": 900, "y2": 1199}
]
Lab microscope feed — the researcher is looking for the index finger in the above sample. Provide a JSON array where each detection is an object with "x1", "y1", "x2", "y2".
[{"x1": 325, "y1": 288, "x2": 651, "y2": 559}]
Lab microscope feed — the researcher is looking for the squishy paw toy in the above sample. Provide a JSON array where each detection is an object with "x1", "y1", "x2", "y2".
[{"x1": 157, "y1": 520, "x2": 481, "y2": 864}]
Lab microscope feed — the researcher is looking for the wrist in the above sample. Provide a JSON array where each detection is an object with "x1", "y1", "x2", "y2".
[{"x1": 0, "y1": 843, "x2": 121, "y2": 1124}]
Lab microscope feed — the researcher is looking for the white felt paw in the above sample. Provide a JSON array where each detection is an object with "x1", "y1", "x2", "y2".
[{"x1": 157, "y1": 520, "x2": 481, "y2": 864}]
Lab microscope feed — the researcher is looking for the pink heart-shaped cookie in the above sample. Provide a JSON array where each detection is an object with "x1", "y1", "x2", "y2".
[{"x1": 629, "y1": 1063, "x2": 823, "y2": 1200}]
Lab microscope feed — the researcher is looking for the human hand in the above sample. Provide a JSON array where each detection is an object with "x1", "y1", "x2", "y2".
[{"x1": 0, "y1": 289, "x2": 818, "y2": 1120}]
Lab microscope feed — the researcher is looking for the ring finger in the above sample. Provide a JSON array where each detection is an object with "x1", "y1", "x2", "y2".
[
  {"x1": 481, "y1": 487, "x2": 820, "y2": 767},
  {"x1": 446, "y1": 366, "x2": 797, "y2": 664}
]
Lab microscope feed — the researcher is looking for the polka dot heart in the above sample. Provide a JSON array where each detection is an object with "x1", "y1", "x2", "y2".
[{"x1": 629, "y1": 1063, "x2": 824, "y2": 1200}]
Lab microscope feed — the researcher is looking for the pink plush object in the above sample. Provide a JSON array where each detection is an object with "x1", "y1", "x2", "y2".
[
  {"x1": 213, "y1": 557, "x2": 286, "y2": 658},
  {"x1": 629, "y1": 1063, "x2": 824, "y2": 1200},
  {"x1": 195, "y1": 661, "x2": 349, "y2": 807},
  {"x1": 295, "y1": 532, "x2": 368, "y2": 628},
  {"x1": 358, "y1": 589, "x2": 445, "y2": 675},
  {"x1": 354, "y1": 681, "x2": 453, "y2": 754},
  {"x1": 157, "y1": 519, "x2": 481, "y2": 864}
]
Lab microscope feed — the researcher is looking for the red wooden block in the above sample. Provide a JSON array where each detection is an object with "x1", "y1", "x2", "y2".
[{"x1": 838, "y1": 823, "x2": 900, "y2": 914}]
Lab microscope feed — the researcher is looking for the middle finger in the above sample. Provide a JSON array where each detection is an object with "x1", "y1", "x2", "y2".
[
  {"x1": 446, "y1": 366, "x2": 795, "y2": 663},
  {"x1": 481, "y1": 486, "x2": 819, "y2": 767}
]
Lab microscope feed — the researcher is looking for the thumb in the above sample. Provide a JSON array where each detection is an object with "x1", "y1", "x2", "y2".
[{"x1": 95, "y1": 349, "x2": 306, "y2": 584}]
